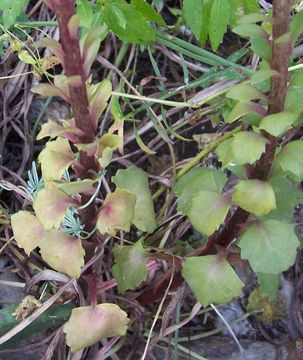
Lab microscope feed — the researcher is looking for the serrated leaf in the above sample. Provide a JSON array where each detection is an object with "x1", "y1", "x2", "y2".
[
  {"x1": 185, "y1": 191, "x2": 231, "y2": 236},
  {"x1": 174, "y1": 167, "x2": 227, "y2": 213},
  {"x1": 101, "y1": 1, "x2": 156, "y2": 44},
  {"x1": 97, "y1": 189, "x2": 136, "y2": 235},
  {"x1": 226, "y1": 84, "x2": 266, "y2": 102},
  {"x1": 131, "y1": 0, "x2": 166, "y2": 26},
  {"x1": 112, "y1": 167, "x2": 157, "y2": 233},
  {"x1": 232, "y1": 180, "x2": 276, "y2": 216},
  {"x1": 182, "y1": 256, "x2": 244, "y2": 307},
  {"x1": 239, "y1": 219, "x2": 299, "y2": 274},
  {"x1": 64, "y1": 304, "x2": 128, "y2": 353},
  {"x1": 112, "y1": 240, "x2": 147, "y2": 293},
  {"x1": 227, "y1": 101, "x2": 266, "y2": 123},
  {"x1": 216, "y1": 138, "x2": 234, "y2": 168},
  {"x1": 11, "y1": 211, "x2": 44, "y2": 255},
  {"x1": 33, "y1": 186, "x2": 77, "y2": 230},
  {"x1": 209, "y1": 0, "x2": 230, "y2": 51},
  {"x1": 231, "y1": 131, "x2": 267, "y2": 165},
  {"x1": 259, "y1": 112, "x2": 297, "y2": 137},
  {"x1": 40, "y1": 230, "x2": 84, "y2": 278},
  {"x1": 276, "y1": 140, "x2": 303, "y2": 178},
  {"x1": 38, "y1": 138, "x2": 75, "y2": 182}
]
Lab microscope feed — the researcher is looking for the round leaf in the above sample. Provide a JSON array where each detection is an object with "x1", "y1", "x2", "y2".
[
  {"x1": 259, "y1": 112, "x2": 297, "y2": 137},
  {"x1": 40, "y1": 230, "x2": 85, "y2": 278},
  {"x1": 232, "y1": 180, "x2": 276, "y2": 216},
  {"x1": 64, "y1": 304, "x2": 129, "y2": 353},
  {"x1": 182, "y1": 256, "x2": 244, "y2": 307},
  {"x1": 276, "y1": 140, "x2": 303, "y2": 178},
  {"x1": 239, "y1": 220, "x2": 299, "y2": 274}
]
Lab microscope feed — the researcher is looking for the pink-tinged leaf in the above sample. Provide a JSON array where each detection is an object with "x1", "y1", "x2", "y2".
[
  {"x1": 38, "y1": 138, "x2": 75, "y2": 182},
  {"x1": 31, "y1": 84, "x2": 69, "y2": 102},
  {"x1": 33, "y1": 186, "x2": 78, "y2": 230},
  {"x1": 11, "y1": 211, "x2": 44, "y2": 255},
  {"x1": 75, "y1": 141, "x2": 99, "y2": 157},
  {"x1": 98, "y1": 134, "x2": 122, "y2": 168},
  {"x1": 40, "y1": 230, "x2": 85, "y2": 278},
  {"x1": 56, "y1": 179, "x2": 95, "y2": 196},
  {"x1": 36, "y1": 119, "x2": 85, "y2": 143},
  {"x1": 54, "y1": 75, "x2": 82, "y2": 92},
  {"x1": 63, "y1": 303, "x2": 129, "y2": 353},
  {"x1": 33, "y1": 39, "x2": 63, "y2": 63},
  {"x1": 68, "y1": 14, "x2": 80, "y2": 40},
  {"x1": 97, "y1": 189, "x2": 136, "y2": 235},
  {"x1": 81, "y1": 27, "x2": 108, "y2": 79},
  {"x1": 88, "y1": 80, "x2": 112, "y2": 131},
  {"x1": 227, "y1": 101, "x2": 267, "y2": 123}
]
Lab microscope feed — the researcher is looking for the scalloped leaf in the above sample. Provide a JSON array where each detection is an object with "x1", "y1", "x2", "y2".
[
  {"x1": 112, "y1": 167, "x2": 157, "y2": 233},
  {"x1": 182, "y1": 256, "x2": 244, "y2": 307},
  {"x1": 11, "y1": 211, "x2": 44, "y2": 255},
  {"x1": 174, "y1": 167, "x2": 227, "y2": 213},
  {"x1": 184, "y1": 191, "x2": 231, "y2": 236},
  {"x1": 33, "y1": 186, "x2": 77, "y2": 230},
  {"x1": 40, "y1": 230, "x2": 85, "y2": 278},
  {"x1": 37, "y1": 119, "x2": 84, "y2": 142},
  {"x1": 276, "y1": 140, "x2": 303, "y2": 178},
  {"x1": 239, "y1": 220, "x2": 299, "y2": 274},
  {"x1": 38, "y1": 138, "x2": 75, "y2": 182},
  {"x1": 231, "y1": 131, "x2": 268, "y2": 165},
  {"x1": 96, "y1": 189, "x2": 136, "y2": 235},
  {"x1": 259, "y1": 112, "x2": 297, "y2": 137},
  {"x1": 64, "y1": 304, "x2": 129, "y2": 353},
  {"x1": 232, "y1": 180, "x2": 276, "y2": 216},
  {"x1": 112, "y1": 240, "x2": 147, "y2": 293}
]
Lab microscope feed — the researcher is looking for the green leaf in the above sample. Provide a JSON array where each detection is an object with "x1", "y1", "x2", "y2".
[
  {"x1": 276, "y1": 140, "x2": 303, "y2": 178},
  {"x1": 232, "y1": 180, "x2": 276, "y2": 216},
  {"x1": 56, "y1": 179, "x2": 95, "y2": 196},
  {"x1": 182, "y1": 256, "x2": 244, "y2": 307},
  {"x1": 285, "y1": 87, "x2": 303, "y2": 113},
  {"x1": 11, "y1": 211, "x2": 44, "y2": 255},
  {"x1": 257, "y1": 272, "x2": 280, "y2": 301},
  {"x1": 227, "y1": 101, "x2": 266, "y2": 123},
  {"x1": 33, "y1": 186, "x2": 77, "y2": 230},
  {"x1": 112, "y1": 240, "x2": 147, "y2": 293},
  {"x1": 0, "y1": 0, "x2": 28, "y2": 29},
  {"x1": 209, "y1": 0, "x2": 230, "y2": 51},
  {"x1": 226, "y1": 84, "x2": 266, "y2": 102},
  {"x1": 76, "y1": 0, "x2": 93, "y2": 28},
  {"x1": 250, "y1": 37, "x2": 272, "y2": 62},
  {"x1": 242, "y1": 0, "x2": 259, "y2": 13},
  {"x1": 38, "y1": 137, "x2": 75, "y2": 182},
  {"x1": 185, "y1": 191, "x2": 231, "y2": 236},
  {"x1": 183, "y1": 0, "x2": 204, "y2": 44},
  {"x1": 96, "y1": 189, "x2": 136, "y2": 235},
  {"x1": 40, "y1": 230, "x2": 85, "y2": 278},
  {"x1": 259, "y1": 112, "x2": 297, "y2": 137},
  {"x1": 36, "y1": 119, "x2": 84, "y2": 142},
  {"x1": 112, "y1": 167, "x2": 157, "y2": 233},
  {"x1": 231, "y1": 131, "x2": 267, "y2": 165},
  {"x1": 101, "y1": 0, "x2": 156, "y2": 44},
  {"x1": 268, "y1": 177, "x2": 303, "y2": 221},
  {"x1": 239, "y1": 219, "x2": 299, "y2": 274},
  {"x1": 64, "y1": 304, "x2": 129, "y2": 353},
  {"x1": 233, "y1": 23, "x2": 268, "y2": 39},
  {"x1": 131, "y1": 0, "x2": 166, "y2": 26},
  {"x1": 174, "y1": 167, "x2": 227, "y2": 213},
  {"x1": 98, "y1": 133, "x2": 122, "y2": 168},
  {"x1": 290, "y1": 10, "x2": 303, "y2": 44}
]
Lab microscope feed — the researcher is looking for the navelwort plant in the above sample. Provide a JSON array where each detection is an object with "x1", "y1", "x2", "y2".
[{"x1": 3, "y1": 0, "x2": 303, "y2": 354}]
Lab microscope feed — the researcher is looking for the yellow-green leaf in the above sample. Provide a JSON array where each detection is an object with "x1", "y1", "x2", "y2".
[
  {"x1": 98, "y1": 134, "x2": 122, "y2": 168},
  {"x1": 38, "y1": 138, "x2": 75, "y2": 182},
  {"x1": 276, "y1": 140, "x2": 303, "y2": 178},
  {"x1": 40, "y1": 230, "x2": 85, "y2": 278},
  {"x1": 96, "y1": 189, "x2": 136, "y2": 235},
  {"x1": 33, "y1": 186, "x2": 77, "y2": 230},
  {"x1": 232, "y1": 180, "x2": 276, "y2": 216},
  {"x1": 64, "y1": 303, "x2": 129, "y2": 353},
  {"x1": 182, "y1": 256, "x2": 244, "y2": 307},
  {"x1": 11, "y1": 211, "x2": 44, "y2": 255},
  {"x1": 259, "y1": 112, "x2": 297, "y2": 137}
]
